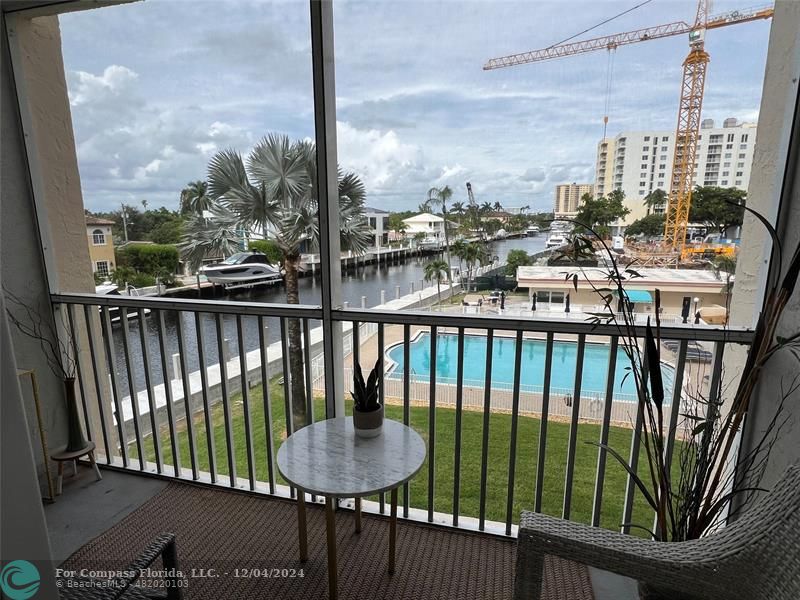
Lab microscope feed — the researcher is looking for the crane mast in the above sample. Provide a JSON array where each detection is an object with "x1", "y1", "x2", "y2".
[
  {"x1": 483, "y1": 1, "x2": 773, "y2": 253},
  {"x1": 466, "y1": 182, "x2": 477, "y2": 206},
  {"x1": 665, "y1": 4, "x2": 709, "y2": 252}
]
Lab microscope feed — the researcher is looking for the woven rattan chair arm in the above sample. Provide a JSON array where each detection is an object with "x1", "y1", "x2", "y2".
[{"x1": 518, "y1": 511, "x2": 703, "y2": 573}]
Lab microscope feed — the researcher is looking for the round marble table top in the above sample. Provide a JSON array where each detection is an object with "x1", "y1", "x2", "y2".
[{"x1": 276, "y1": 417, "x2": 426, "y2": 497}]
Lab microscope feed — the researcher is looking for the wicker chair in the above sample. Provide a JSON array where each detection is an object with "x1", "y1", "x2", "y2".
[
  {"x1": 513, "y1": 465, "x2": 800, "y2": 600},
  {"x1": 59, "y1": 533, "x2": 181, "y2": 600}
]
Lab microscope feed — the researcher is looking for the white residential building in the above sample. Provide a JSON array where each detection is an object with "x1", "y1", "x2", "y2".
[
  {"x1": 363, "y1": 206, "x2": 390, "y2": 248},
  {"x1": 595, "y1": 117, "x2": 757, "y2": 229},
  {"x1": 554, "y1": 183, "x2": 593, "y2": 218},
  {"x1": 402, "y1": 213, "x2": 446, "y2": 241}
]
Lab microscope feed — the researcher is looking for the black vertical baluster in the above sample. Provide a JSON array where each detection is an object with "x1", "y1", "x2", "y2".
[
  {"x1": 665, "y1": 339, "x2": 689, "y2": 472},
  {"x1": 534, "y1": 332, "x2": 554, "y2": 512},
  {"x1": 214, "y1": 313, "x2": 236, "y2": 487},
  {"x1": 258, "y1": 317, "x2": 276, "y2": 494},
  {"x1": 303, "y1": 319, "x2": 314, "y2": 424},
  {"x1": 138, "y1": 308, "x2": 162, "y2": 473},
  {"x1": 563, "y1": 333, "x2": 586, "y2": 519},
  {"x1": 83, "y1": 305, "x2": 110, "y2": 460},
  {"x1": 101, "y1": 307, "x2": 128, "y2": 467},
  {"x1": 175, "y1": 312, "x2": 199, "y2": 480},
  {"x1": 194, "y1": 312, "x2": 216, "y2": 482},
  {"x1": 592, "y1": 335, "x2": 618, "y2": 527},
  {"x1": 505, "y1": 330, "x2": 524, "y2": 535},
  {"x1": 427, "y1": 325, "x2": 437, "y2": 522},
  {"x1": 378, "y1": 322, "x2": 386, "y2": 514},
  {"x1": 402, "y1": 323, "x2": 411, "y2": 518},
  {"x1": 156, "y1": 310, "x2": 181, "y2": 477},
  {"x1": 478, "y1": 329, "x2": 494, "y2": 531},
  {"x1": 237, "y1": 315, "x2": 256, "y2": 491},
  {"x1": 279, "y1": 317, "x2": 294, "y2": 498},
  {"x1": 452, "y1": 327, "x2": 465, "y2": 527},
  {"x1": 120, "y1": 308, "x2": 145, "y2": 469},
  {"x1": 622, "y1": 344, "x2": 650, "y2": 534}
]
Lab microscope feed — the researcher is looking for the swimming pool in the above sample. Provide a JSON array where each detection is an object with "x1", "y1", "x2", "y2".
[{"x1": 385, "y1": 332, "x2": 674, "y2": 403}]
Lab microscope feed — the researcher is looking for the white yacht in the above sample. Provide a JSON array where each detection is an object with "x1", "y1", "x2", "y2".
[
  {"x1": 200, "y1": 251, "x2": 282, "y2": 287},
  {"x1": 545, "y1": 234, "x2": 570, "y2": 249},
  {"x1": 526, "y1": 225, "x2": 540, "y2": 236}
]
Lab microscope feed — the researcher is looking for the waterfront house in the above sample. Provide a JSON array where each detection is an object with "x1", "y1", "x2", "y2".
[
  {"x1": 364, "y1": 206, "x2": 390, "y2": 248},
  {"x1": 85, "y1": 216, "x2": 116, "y2": 280},
  {"x1": 401, "y1": 212, "x2": 446, "y2": 243}
]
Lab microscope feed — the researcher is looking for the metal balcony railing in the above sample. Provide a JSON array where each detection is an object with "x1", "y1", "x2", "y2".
[{"x1": 52, "y1": 292, "x2": 753, "y2": 537}]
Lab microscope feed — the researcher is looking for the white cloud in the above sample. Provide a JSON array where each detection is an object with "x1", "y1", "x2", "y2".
[
  {"x1": 68, "y1": 65, "x2": 138, "y2": 106},
  {"x1": 58, "y1": 0, "x2": 770, "y2": 213}
]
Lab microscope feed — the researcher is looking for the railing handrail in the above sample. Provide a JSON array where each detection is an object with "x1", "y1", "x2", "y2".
[
  {"x1": 333, "y1": 308, "x2": 754, "y2": 344},
  {"x1": 51, "y1": 292, "x2": 754, "y2": 344},
  {"x1": 51, "y1": 293, "x2": 323, "y2": 319}
]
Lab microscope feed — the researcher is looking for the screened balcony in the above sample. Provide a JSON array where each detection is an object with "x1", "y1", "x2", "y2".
[{"x1": 3, "y1": 1, "x2": 800, "y2": 600}]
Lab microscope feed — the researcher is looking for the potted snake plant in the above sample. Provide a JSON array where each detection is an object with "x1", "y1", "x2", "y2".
[{"x1": 351, "y1": 359, "x2": 383, "y2": 438}]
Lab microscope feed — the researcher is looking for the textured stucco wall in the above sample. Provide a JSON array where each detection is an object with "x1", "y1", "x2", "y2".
[
  {"x1": 13, "y1": 15, "x2": 95, "y2": 294},
  {"x1": 1, "y1": 13, "x2": 71, "y2": 485},
  {"x1": 730, "y1": 0, "x2": 800, "y2": 488},
  {"x1": 3, "y1": 13, "x2": 108, "y2": 487}
]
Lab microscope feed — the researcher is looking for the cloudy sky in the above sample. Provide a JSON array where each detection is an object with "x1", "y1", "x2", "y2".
[{"x1": 60, "y1": 0, "x2": 771, "y2": 214}]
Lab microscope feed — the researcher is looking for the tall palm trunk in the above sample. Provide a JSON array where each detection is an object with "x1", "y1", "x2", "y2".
[
  {"x1": 441, "y1": 208, "x2": 453, "y2": 298},
  {"x1": 284, "y1": 254, "x2": 307, "y2": 432}
]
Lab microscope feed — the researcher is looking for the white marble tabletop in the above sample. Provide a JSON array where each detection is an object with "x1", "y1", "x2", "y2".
[{"x1": 276, "y1": 417, "x2": 426, "y2": 497}]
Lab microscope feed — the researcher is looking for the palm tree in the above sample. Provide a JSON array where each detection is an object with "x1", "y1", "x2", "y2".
[
  {"x1": 451, "y1": 201, "x2": 465, "y2": 220},
  {"x1": 428, "y1": 185, "x2": 454, "y2": 294},
  {"x1": 480, "y1": 201, "x2": 493, "y2": 215},
  {"x1": 423, "y1": 259, "x2": 449, "y2": 304},
  {"x1": 180, "y1": 134, "x2": 370, "y2": 431},
  {"x1": 450, "y1": 239, "x2": 468, "y2": 281},
  {"x1": 418, "y1": 200, "x2": 433, "y2": 214},
  {"x1": 644, "y1": 189, "x2": 668, "y2": 213},
  {"x1": 178, "y1": 205, "x2": 244, "y2": 269},
  {"x1": 493, "y1": 201, "x2": 503, "y2": 213},
  {"x1": 461, "y1": 242, "x2": 490, "y2": 291},
  {"x1": 141, "y1": 199, "x2": 149, "y2": 211},
  {"x1": 180, "y1": 180, "x2": 211, "y2": 215}
]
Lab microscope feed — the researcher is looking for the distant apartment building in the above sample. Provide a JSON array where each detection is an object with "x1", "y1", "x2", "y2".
[
  {"x1": 554, "y1": 183, "x2": 593, "y2": 218},
  {"x1": 86, "y1": 215, "x2": 116, "y2": 278},
  {"x1": 594, "y1": 117, "x2": 756, "y2": 229}
]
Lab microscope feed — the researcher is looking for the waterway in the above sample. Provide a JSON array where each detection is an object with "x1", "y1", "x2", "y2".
[{"x1": 104, "y1": 236, "x2": 547, "y2": 395}]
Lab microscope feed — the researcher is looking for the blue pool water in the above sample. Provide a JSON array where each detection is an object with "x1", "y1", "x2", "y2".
[{"x1": 386, "y1": 333, "x2": 674, "y2": 402}]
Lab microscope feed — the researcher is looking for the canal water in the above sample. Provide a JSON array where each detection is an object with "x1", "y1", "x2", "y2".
[{"x1": 105, "y1": 237, "x2": 547, "y2": 395}]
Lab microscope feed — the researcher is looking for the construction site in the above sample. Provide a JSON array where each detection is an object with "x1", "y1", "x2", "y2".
[{"x1": 483, "y1": 0, "x2": 774, "y2": 269}]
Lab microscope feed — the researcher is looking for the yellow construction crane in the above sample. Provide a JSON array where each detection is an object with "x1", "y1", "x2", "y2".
[{"x1": 484, "y1": 1, "x2": 773, "y2": 253}]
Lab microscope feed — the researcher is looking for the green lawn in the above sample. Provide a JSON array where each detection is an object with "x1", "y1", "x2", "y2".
[{"x1": 131, "y1": 378, "x2": 660, "y2": 532}]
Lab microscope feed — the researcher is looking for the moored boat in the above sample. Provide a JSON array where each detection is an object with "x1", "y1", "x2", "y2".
[{"x1": 200, "y1": 251, "x2": 282, "y2": 287}]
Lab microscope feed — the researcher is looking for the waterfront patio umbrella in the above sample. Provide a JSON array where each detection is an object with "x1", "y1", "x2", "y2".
[
  {"x1": 565, "y1": 293, "x2": 571, "y2": 313},
  {"x1": 531, "y1": 295, "x2": 536, "y2": 311}
]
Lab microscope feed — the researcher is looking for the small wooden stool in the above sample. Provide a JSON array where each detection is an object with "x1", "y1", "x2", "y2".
[{"x1": 50, "y1": 441, "x2": 102, "y2": 495}]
